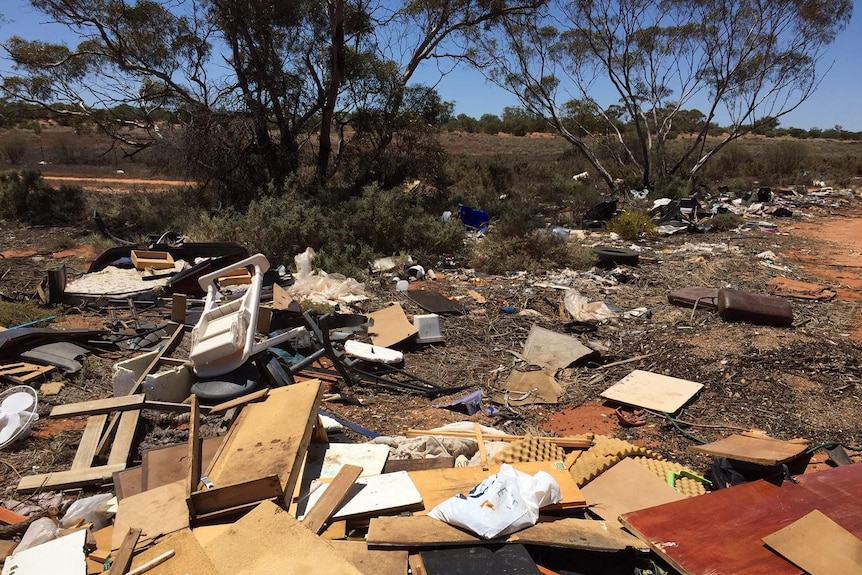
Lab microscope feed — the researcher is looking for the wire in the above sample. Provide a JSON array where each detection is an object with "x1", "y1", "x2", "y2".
[{"x1": 663, "y1": 413, "x2": 708, "y2": 445}]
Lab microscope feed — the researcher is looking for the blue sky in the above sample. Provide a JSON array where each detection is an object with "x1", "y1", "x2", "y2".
[{"x1": 3, "y1": 0, "x2": 861, "y2": 131}]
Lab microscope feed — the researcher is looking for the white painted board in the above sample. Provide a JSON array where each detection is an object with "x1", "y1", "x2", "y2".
[
  {"x1": 3, "y1": 529, "x2": 86, "y2": 575},
  {"x1": 302, "y1": 471, "x2": 422, "y2": 519}
]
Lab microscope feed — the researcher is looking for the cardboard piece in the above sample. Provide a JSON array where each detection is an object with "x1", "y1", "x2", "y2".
[
  {"x1": 203, "y1": 501, "x2": 365, "y2": 575},
  {"x1": 580, "y1": 458, "x2": 685, "y2": 523},
  {"x1": 2, "y1": 529, "x2": 86, "y2": 575},
  {"x1": 762, "y1": 509, "x2": 862, "y2": 575},
  {"x1": 522, "y1": 325, "x2": 597, "y2": 371},
  {"x1": 500, "y1": 369, "x2": 562, "y2": 405},
  {"x1": 302, "y1": 470, "x2": 422, "y2": 520},
  {"x1": 691, "y1": 433, "x2": 809, "y2": 466},
  {"x1": 600, "y1": 369, "x2": 703, "y2": 413},
  {"x1": 367, "y1": 304, "x2": 418, "y2": 348}
]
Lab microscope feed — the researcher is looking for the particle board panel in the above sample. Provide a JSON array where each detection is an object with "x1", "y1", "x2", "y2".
[
  {"x1": 408, "y1": 461, "x2": 585, "y2": 515},
  {"x1": 328, "y1": 541, "x2": 408, "y2": 575},
  {"x1": 580, "y1": 458, "x2": 685, "y2": 523},
  {"x1": 691, "y1": 434, "x2": 808, "y2": 466},
  {"x1": 367, "y1": 515, "x2": 646, "y2": 552},
  {"x1": 128, "y1": 529, "x2": 219, "y2": 575},
  {"x1": 206, "y1": 380, "x2": 324, "y2": 504},
  {"x1": 112, "y1": 480, "x2": 190, "y2": 550},
  {"x1": 600, "y1": 370, "x2": 703, "y2": 413},
  {"x1": 420, "y1": 544, "x2": 540, "y2": 575},
  {"x1": 203, "y1": 500, "x2": 365, "y2": 575},
  {"x1": 762, "y1": 510, "x2": 862, "y2": 575}
]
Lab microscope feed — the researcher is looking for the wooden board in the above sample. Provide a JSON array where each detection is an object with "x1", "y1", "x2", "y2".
[
  {"x1": 600, "y1": 370, "x2": 703, "y2": 413},
  {"x1": 421, "y1": 544, "x2": 539, "y2": 575},
  {"x1": 691, "y1": 433, "x2": 808, "y2": 465},
  {"x1": 107, "y1": 527, "x2": 141, "y2": 575},
  {"x1": 408, "y1": 461, "x2": 585, "y2": 514},
  {"x1": 128, "y1": 529, "x2": 219, "y2": 575},
  {"x1": 382, "y1": 457, "x2": 455, "y2": 474},
  {"x1": 203, "y1": 500, "x2": 366, "y2": 575},
  {"x1": 142, "y1": 437, "x2": 222, "y2": 492},
  {"x1": 107, "y1": 410, "x2": 140, "y2": 466},
  {"x1": 302, "y1": 470, "x2": 422, "y2": 520},
  {"x1": 0, "y1": 506, "x2": 26, "y2": 526},
  {"x1": 17, "y1": 464, "x2": 125, "y2": 493},
  {"x1": 189, "y1": 475, "x2": 282, "y2": 519},
  {"x1": 367, "y1": 304, "x2": 418, "y2": 348},
  {"x1": 620, "y1": 464, "x2": 862, "y2": 575},
  {"x1": 303, "y1": 442, "x2": 390, "y2": 479},
  {"x1": 580, "y1": 458, "x2": 684, "y2": 523},
  {"x1": 113, "y1": 466, "x2": 143, "y2": 500},
  {"x1": 301, "y1": 464, "x2": 363, "y2": 534},
  {"x1": 367, "y1": 515, "x2": 647, "y2": 552},
  {"x1": 50, "y1": 394, "x2": 146, "y2": 418},
  {"x1": 112, "y1": 480, "x2": 190, "y2": 550},
  {"x1": 208, "y1": 388, "x2": 268, "y2": 414},
  {"x1": 762, "y1": 509, "x2": 862, "y2": 575},
  {"x1": 328, "y1": 541, "x2": 407, "y2": 575},
  {"x1": 71, "y1": 415, "x2": 107, "y2": 470},
  {"x1": 206, "y1": 380, "x2": 323, "y2": 505}
]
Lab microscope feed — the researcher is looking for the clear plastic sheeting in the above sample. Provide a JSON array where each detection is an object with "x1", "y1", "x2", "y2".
[{"x1": 287, "y1": 248, "x2": 367, "y2": 305}]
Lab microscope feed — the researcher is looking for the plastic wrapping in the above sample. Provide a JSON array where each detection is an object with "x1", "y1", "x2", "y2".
[
  {"x1": 59, "y1": 493, "x2": 114, "y2": 531},
  {"x1": 563, "y1": 289, "x2": 618, "y2": 322},
  {"x1": 14, "y1": 517, "x2": 59, "y2": 554},
  {"x1": 427, "y1": 463, "x2": 561, "y2": 539}
]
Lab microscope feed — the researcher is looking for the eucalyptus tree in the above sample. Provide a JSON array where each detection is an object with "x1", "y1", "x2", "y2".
[{"x1": 481, "y1": 0, "x2": 852, "y2": 190}]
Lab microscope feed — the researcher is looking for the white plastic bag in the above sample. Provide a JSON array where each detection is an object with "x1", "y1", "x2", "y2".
[
  {"x1": 563, "y1": 289, "x2": 618, "y2": 322},
  {"x1": 59, "y1": 493, "x2": 114, "y2": 531},
  {"x1": 427, "y1": 463, "x2": 561, "y2": 539},
  {"x1": 14, "y1": 517, "x2": 59, "y2": 554}
]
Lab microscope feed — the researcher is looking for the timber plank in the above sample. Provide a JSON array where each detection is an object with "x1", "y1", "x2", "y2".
[
  {"x1": 17, "y1": 464, "x2": 125, "y2": 493},
  {"x1": 301, "y1": 464, "x2": 363, "y2": 534},
  {"x1": 188, "y1": 475, "x2": 282, "y2": 519},
  {"x1": 366, "y1": 515, "x2": 646, "y2": 551},
  {"x1": 50, "y1": 394, "x2": 146, "y2": 418},
  {"x1": 206, "y1": 380, "x2": 324, "y2": 504},
  {"x1": 107, "y1": 410, "x2": 140, "y2": 467},
  {"x1": 71, "y1": 415, "x2": 108, "y2": 470},
  {"x1": 691, "y1": 433, "x2": 808, "y2": 466}
]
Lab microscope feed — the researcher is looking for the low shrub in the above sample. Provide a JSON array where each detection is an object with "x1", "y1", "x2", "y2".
[
  {"x1": 0, "y1": 171, "x2": 86, "y2": 224},
  {"x1": 471, "y1": 231, "x2": 595, "y2": 275},
  {"x1": 605, "y1": 212, "x2": 656, "y2": 240},
  {"x1": 706, "y1": 212, "x2": 744, "y2": 231}
]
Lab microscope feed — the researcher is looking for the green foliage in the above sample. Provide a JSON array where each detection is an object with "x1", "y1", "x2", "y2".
[
  {"x1": 0, "y1": 171, "x2": 85, "y2": 224},
  {"x1": 605, "y1": 212, "x2": 656, "y2": 240},
  {"x1": 85, "y1": 187, "x2": 210, "y2": 236},
  {"x1": 0, "y1": 301, "x2": 55, "y2": 328},
  {"x1": 1, "y1": 135, "x2": 28, "y2": 164},
  {"x1": 765, "y1": 141, "x2": 809, "y2": 179},
  {"x1": 706, "y1": 213, "x2": 744, "y2": 231},
  {"x1": 471, "y1": 231, "x2": 595, "y2": 275}
]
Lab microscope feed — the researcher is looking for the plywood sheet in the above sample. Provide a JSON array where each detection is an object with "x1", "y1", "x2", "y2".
[
  {"x1": 408, "y1": 461, "x2": 585, "y2": 515},
  {"x1": 600, "y1": 370, "x2": 702, "y2": 413},
  {"x1": 580, "y1": 458, "x2": 684, "y2": 523},
  {"x1": 112, "y1": 480, "x2": 189, "y2": 550},
  {"x1": 143, "y1": 436, "x2": 223, "y2": 491},
  {"x1": 207, "y1": 380, "x2": 323, "y2": 503},
  {"x1": 762, "y1": 510, "x2": 862, "y2": 575},
  {"x1": 329, "y1": 541, "x2": 407, "y2": 575},
  {"x1": 203, "y1": 501, "x2": 365, "y2": 575},
  {"x1": 691, "y1": 434, "x2": 808, "y2": 465},
  {"x1": 128, "y1": 529, "x2": 219, "y2": 575},
  {"x1": 303, "y1": 470, "x2": 422, "y2": 519},
  {"x1": 367, "y1": 304, "x2": 418, "y2": 348},
  {"x1": 367, "y1": 515, "x2": 646, "y2": 552},
  {"x1": 522, "y1": 325, "x2": 596, "y2": 371}
]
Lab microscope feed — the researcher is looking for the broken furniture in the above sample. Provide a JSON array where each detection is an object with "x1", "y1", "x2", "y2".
[
  {"x1": 717, "y1": 288, "x2": 793, "y2": 327},
  {"x1": 189, "y1": 253, "x2": 297, "y2": 378}
]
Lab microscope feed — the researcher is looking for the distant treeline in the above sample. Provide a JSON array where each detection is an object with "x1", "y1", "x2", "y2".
[{"x1": 1, "y1": 99, "x2": 858, "y2": 142}]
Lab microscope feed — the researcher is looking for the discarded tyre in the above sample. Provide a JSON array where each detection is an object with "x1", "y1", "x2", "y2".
[{"x1": 591, "y1": 246, "x2": 639, "y2": 266}]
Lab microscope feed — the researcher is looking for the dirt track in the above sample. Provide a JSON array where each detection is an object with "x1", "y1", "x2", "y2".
[{"x1": 41, "y1": 175, "x2": 195, "y2": 192}]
